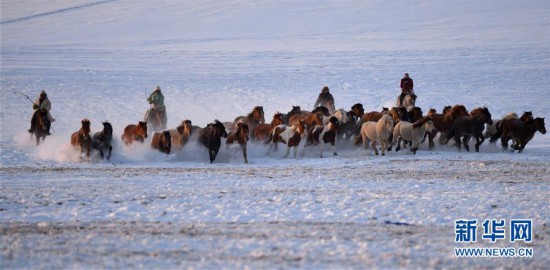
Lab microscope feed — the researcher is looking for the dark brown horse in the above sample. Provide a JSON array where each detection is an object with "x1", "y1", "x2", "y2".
[
  {"x1": 253, "y1": 112, "x2": 284, "y2": 142},
  {"x1": 71, "y1": 119, "x2": 92, "y2": 158},
  {"x1": 233, "y1": 106, "x2": 265, "y2": 135},
  {"x1": 306, "y1": 116, "x2": 340, "y2": 157},
  {"x1": 121, "y1": 121, "x2": 148, "y2": 145},
  {"x1": 151, "y1": 130, "x2": 172, "y2": 154},
  {"x1": 447, "y1": 107, "x2": 493, "y2": 152},
  {"x1": 226, "y1": 121, "x2": 250, "y2": 163},
  {"x1": 31, "y1": 109, "x2": 49, "y2": 145},
  {"x1": 91, "y1": 121, "x2": 113, "y2": 160},
  {"x1": 500, "y1": 117, "x2": 546, "y2": 153},
  {"x1": 170, "y1": 120, "x2": 193, "y2": 149},
  {"x1": 425, "y1": 105, "x2": 469, "y2": 148},
  {"x1": 199, "y1": 120, "x2": 228, "y2": 163},
  {"x1": 282, "y1": 106, "x2": 302, "y2": 124},
  {"x1": 489, "y1": 111, "x2": 533, "y2": 143}
]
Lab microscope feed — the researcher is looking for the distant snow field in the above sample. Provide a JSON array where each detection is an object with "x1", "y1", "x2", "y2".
[{"x1": 1, "y1": 0, "x2": 549, "y2": 268}]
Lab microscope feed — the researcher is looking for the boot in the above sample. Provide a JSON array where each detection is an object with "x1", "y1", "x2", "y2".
[
  {"x1": 46, "y1": 122, "x2": 52, "y2": 135},
  {"x1": 28, "y1": 122, "x2": 35, "y2": 133}
]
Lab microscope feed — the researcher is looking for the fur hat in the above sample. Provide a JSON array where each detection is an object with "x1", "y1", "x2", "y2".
[
  {"x1": 321, "y1": 86, "x2": 330, "y2": 93},
  {"x1": 40, "y1": 90, "x2": 47, "y2": 98},
  {"x1": 155, "y1": 85, "x2": 161, "y2": 91}
]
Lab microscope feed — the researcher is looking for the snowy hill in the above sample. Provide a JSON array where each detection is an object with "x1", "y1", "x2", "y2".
[{"x1": 1, "y1": 0, "x2": 549, "y2": 268}]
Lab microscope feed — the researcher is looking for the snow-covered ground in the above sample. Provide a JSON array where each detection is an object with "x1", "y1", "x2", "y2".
[{"x1": 1, "y1": 0, "x2": 549, "y2": 268}]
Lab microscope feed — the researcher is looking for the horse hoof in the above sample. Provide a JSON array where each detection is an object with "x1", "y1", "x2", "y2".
[{"x1": 333, "y1": 152, "x2": 337, "y2": 156}]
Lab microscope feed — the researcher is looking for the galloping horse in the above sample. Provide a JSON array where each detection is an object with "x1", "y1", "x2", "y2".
[
  {"x1": 199, "y1": 120, "x2": 228, "y2": 163},
  {"x1": 391, "y1": 117, "x2": 435, "y2": 154},
  {"x1": 226, "y1": 121, "x2": 250, "y2": 163},
  {"x1": 489, "y1": 111, "x2": 533, "y2": 143},
  {"x1": 30, "y1": 109, "x2": 49, "y2": 145},
  {"x1": 91, "y1": 121, "x2": 113, "y2": 160},
  {"x1": 170, "y1": 120, "x2": 193, "y2": 149},
  {"x1": 358, "y1": 114, "x2": 394, "y2": 156},
  {"x1": 501, "y1": 117, "x2": 546, "y2": 153},
  {"x1": 151, "y1": 130, "x2": 172, "y2": 155},
  {"x1": 233, "y1": 106, "x2": 265, "y2": 139},
  {"x1": 267, "y1": 120, "x2": 306, "y2": 158},
  {"x1": 306, "y1": 116, "x2": 340, "y2": 157},
  {"x1": 447, "y1": 107, "x2": 493, "y2": 152},
  {"x1": 121, "y1": 121, "x2": 148, "y2": 145},
  {"x1": 253, "y1": 112, "x2": 284, "y2": 142},
  {"x1": 71, "y1": 119, "x2": 92, "y2": 158},
  {"x1": 424, "y1": 105, "x2": 469, "y2": 148},
  {"x1": 146, "y1": 108, "x2": 164, "y2": 134}
]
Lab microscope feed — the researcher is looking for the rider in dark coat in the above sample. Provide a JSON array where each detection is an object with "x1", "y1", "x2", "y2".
[
  {"x1": 399, "y1": 73, "x2": 414, "y2": 106},
  {"x1": 313, "y1": 86, "x2": 336, "y2": 114}
]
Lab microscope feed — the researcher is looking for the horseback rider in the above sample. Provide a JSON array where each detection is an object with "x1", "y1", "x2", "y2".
[
  {"x1": 144, "y1": 85, "x2": 167, "y2": 130},
  {"x1": 399, "y1": 73, "x2": 415, "y2": 107},
  {"x1": 313, "y1": 86, "x2": 336, "y2": 114},
  {"x1": 28, "y1": 90, "x2": 55, "y2": 135}
]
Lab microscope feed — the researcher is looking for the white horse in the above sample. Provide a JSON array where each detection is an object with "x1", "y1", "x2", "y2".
[
  {"x1": 267, "y1": 120, "x2": 306, "y2": 158},
  {"x1": 322, "y1": 108, "x2": 349, "y2": 125},
  {"x1": 396, "y1": 93, "x2": 417, "y2": 111},
  {"x1": 391, "y1": 117, "x2": 435, "y2": 154},
  {"x1": 360, "y1": 115, "x2": 394, "y2": 156},
  {"x1": 306, "y1": 116, "x2": 340, "y2": 157}
]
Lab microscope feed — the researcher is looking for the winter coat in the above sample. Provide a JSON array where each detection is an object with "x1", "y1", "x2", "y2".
[
  {"x1": 314, "y1": 92, "x2": 336, "y2": 113},
  {"x1": 33, "y1": 97, "x2": 51, "y2": 112},
  {"x1": 147, "y1": 90, "x2": 166, "y2": 111},
  {"x1": 400, "y1": 77, "x2": 414, "y2": 90}
]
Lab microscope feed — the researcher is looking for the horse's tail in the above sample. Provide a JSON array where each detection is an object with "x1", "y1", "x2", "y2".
[
  {"x1": 353, "y1": 133, "x2": 363, "y2": 146},
  {"x1": 490, "y1": 120, "x2": 504, "y2": 143}
]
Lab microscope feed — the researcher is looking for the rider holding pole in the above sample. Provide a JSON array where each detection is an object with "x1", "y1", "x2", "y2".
[{"x1": 28, "y1": 90, "x2": 55, "y2": 135}]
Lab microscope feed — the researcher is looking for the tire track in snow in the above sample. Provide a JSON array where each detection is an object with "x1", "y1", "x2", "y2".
[{"x1": 0, "y1": 0, "x2": 117, "y2": 25}]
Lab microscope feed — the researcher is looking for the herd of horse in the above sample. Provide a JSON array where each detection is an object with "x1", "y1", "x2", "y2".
[{"x1": 29, "y1": 93, "x2": 546, "y2": 163}]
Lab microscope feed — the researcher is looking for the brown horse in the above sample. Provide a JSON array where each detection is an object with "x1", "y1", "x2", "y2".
[
  {"x1": 425, "y1": 105, "x2": 469, "y2": 148},
  {"x1": 267, "y1": 120, "x2": 306, "y2": 158},
  {"x1": 199, "y1": 120, "x2": 228, "y2": 163},
  {"x1": 151, "y1": 130, "x2": 172, "y2": 154},
  {"x1": 31, "y1": 109, "x2": 49, "y2": 145},
  {"x1": 289, "y1": 112, "x2": 323, "y2": 132},
  {"x1": 306, "y1": 116, "x2": 340, "y2": 157},
  {"x1": 282, "y1": 106, "x2": 302, "y2": 124},
  {"x1": 91, "y1": 121, "x2": 113, "y2": 160},
  {"x1": 253, "y1": 112, "x2": 284, "y2": 142},
  {"x1": 71, "y1": 119, "x2": 92, "y2": 158},
  {"x1": 226, "y1": 121, "x2": 250, "y2": 163},
  {"x1": 121, "y1": 121, "x2": 148, "y2": 145},
  {"x1": 170, "y1": 120, "x2": 193, "y2": 149},
  {"x1": 447, "y1": 107, "x2": 493, "y2": 152},
  {"x1": 501, "y1": 117, "x2": 546, "y2": 153},
  {"x1": 301, "y1": 106, "x2": 330, "y2": 117},
  {"x1": 233, "y1": 106, "x2": 265, "y2": 135}
]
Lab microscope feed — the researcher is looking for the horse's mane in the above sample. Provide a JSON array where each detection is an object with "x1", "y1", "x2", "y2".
[
  {"x1": 412, "y1": 117, "x2": 430, "y2": 128},
  {"x1": 444, "y1": 105, "x2": 467, "y2": 122}
]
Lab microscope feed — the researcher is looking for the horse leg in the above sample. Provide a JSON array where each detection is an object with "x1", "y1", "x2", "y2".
[
  {"x1": 241, "y1": 144, "x2": 248, "y2": 163},
  {"x1": 500, "y1": 134, "x2": 510, "y2": 151},
  {"x1": 319, "y1": 142, "x2": 324, "y2": 158},
  {"x1": 395, "y1": 137, "x2": 402, "y2": 152},
  {"x1": 462, "y1": 135, "x2": 470, "y2": 152},
  {"x1": 475, "y1": 133, "x2": 485, "y2": 152},
  {"x1": 331, "y1": 141, "x2": 337, "y2": 156},
  {"x1": 371, "y1": 140, "x2": 378, "y2": 155},
  {"x1": 107, "y1": 146, "x2": 112, "y2": 160},
  {"x1": 427, "y1": 131, "x2": 436, "y2": 149},
  {"x1": 283, "y1": 145, "x2": 291, "y2": 158}
]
